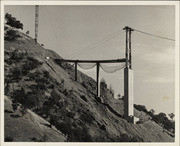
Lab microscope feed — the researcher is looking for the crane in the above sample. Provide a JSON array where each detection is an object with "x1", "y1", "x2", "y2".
[{"x1": 35, "y1": 5, "x2": 39, "y2": 43}]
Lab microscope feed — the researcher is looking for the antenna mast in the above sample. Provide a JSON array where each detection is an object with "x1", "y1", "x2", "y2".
[{"x1": 35, "y1": 5, "x2": 39, "y2": 43}]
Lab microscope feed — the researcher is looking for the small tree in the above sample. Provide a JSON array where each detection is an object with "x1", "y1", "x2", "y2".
[
  {"x1": 100, "y1": 78, "x2": 107, "y2": 89},
  {"x1": 168, "y1": 113, "x2": 175, "y2": 120},
  {"x1": 150, "y1": 109, "x2": 155, "y2": 114},
  {"x1": 26, "y1": 30, "x2": 29, "y2": 35},
  {"x1": 117, "y1": 93, "x2": 121, "y2": 99},
  {"x1": 5, "y1": 30, "x2": 20, "y2": 41},
  {"x1": 5, "y1": 13, "x2": 23, "y2": 30}
]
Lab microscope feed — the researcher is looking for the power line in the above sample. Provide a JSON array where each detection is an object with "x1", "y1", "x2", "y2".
[
  {"x1": 69, "y1": 30, "x2": 124, "y2": 58},
  {"x1": 133, "y1": 28, "x2": 175, "y2": 41}
]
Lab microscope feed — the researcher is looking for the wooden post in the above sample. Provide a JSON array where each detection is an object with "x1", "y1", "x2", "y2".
[
  {"x1": 75, "y1": 62, "x2": 77, "y2": 81},
  {"x1": 96, "y1": 62, "x2": 100, "y2": 97}
]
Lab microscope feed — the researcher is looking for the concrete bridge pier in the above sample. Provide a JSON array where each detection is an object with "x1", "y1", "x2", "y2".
[{"x1": 124, "y1": 68, "x2": 134, "y2": 123}]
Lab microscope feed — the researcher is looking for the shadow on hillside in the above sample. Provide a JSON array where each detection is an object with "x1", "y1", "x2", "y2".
[
  {"x1": 5, "y1": 109, "x2": 13, "y2": 113},
  {"x1": 10, "y1": 114, "x2": 21, "y2": 118}
]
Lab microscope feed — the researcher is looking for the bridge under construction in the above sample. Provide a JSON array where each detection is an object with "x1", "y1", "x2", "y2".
[{"x1": 34, "y1": 6, "x2": 175, "y2": 123}]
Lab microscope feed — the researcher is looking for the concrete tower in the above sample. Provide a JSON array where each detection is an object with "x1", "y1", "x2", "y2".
[{"x1": 123, "y1": 26, "x2": 134, "y2": 123}]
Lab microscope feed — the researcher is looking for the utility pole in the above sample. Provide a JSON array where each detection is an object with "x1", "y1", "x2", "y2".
[
  {"x1": 123, "y1": 26, "x2": 134, "y2": 123},
  {"x1": 35, "y1": 5, "x2": 39, "y2": 43}
]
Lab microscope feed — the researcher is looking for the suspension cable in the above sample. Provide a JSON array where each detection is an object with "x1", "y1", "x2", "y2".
[
  {"x1": 69, "y1": 30, "x2": 124, "y2": 58},
  {"x1": 133, "y1": 28, "x2": 175, "y2": 41}
]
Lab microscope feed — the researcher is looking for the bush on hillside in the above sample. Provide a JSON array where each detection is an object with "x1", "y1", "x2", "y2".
[
  {"x1": 5, "y1": 13, "x2": 23, "y2": 30},
  {"x1": 80, "y1": 112, "x2": 95, "y2": 124},
  {"x1": 11, "y1": 67, "x2": 23, "y2": 82},
  {"x1": 80, "y1": 95, "x2": 87, "y2": 102},
  {"x1": 152, "y1": 112, "x2": 175, "y2": 133},
  {"x1": 11, "y1": 87, "x2": 43, "y2": 110},
  {"x1": 10, "y1": 51, "x2": 24, "y2": 62},
  {"x1": 100, "y1": 78, "x2": 107, "y2": 89},
  {"x1": 5, "y1": 30, "x2": 20, "y2": 41},
  {"x1": 134, "y1": 104, "x2": 148, "y2": 113}
]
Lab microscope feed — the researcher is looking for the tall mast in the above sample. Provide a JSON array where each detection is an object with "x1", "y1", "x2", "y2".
[{"x1": 35, "y1": 5, "x2": 39, "y2": 43}]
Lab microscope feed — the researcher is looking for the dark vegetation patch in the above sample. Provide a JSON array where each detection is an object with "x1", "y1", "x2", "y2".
[
  {"x1": 4, "y1": 13, "x2": 23, "y2": 41},
  {"x1": 4, "y1": 51, "x2": 43, "y2": 85},
  {"x1": 4, "y1": 109, "x2": 13, "y2": 113},
  {"x1": 5, "y1": 13, "x2": 23, "y2": 30},
  {"x1": 5, "y1": 136, "x2": 14, "y2": 142},
  {"x1": 99, "y1": 124, "x2": 106, "y2": 131},
  {"x1": 80, "y1": 95, "x2": 87, "y2": 102},
  {"x1": 5, "y1": 30, "x2": 21, "y2": 41},
  {"x1": 134, "y1": 104, "x2": 175, "y2": 134},
  {"x1": 10, "y1": 114, "x2": 21, "y2": 118},
  {"x1": 80, "y1": 111, "x2": 95, "y2": 125}
]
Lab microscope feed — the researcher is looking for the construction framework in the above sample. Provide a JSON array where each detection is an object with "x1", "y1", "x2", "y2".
[
  {"x1": 55, "y1": 26, "x2": 134, "y2": 123},
  {"x1": 55, "y1": 58, "x2": 126, "y2": 97}
]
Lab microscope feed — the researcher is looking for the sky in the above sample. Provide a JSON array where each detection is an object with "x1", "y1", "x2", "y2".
[{"x1": 4, "y1": 4, "x2": 176, "y2": 115}]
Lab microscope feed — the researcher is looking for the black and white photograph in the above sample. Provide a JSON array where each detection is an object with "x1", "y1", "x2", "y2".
[{"x1": 1, "y1": 1, "x2": 179, "y2": 145}]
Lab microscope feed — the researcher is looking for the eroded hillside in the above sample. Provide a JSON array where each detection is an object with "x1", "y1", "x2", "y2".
[{"x1": 4, "y1": 28, "x2": 174, "y2": 142}]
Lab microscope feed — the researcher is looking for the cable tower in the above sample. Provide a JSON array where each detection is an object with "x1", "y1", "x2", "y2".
[
  {"x1": 35, "y1": 5, "x2": 39, "y2": 43},
  {"x1": 123, "y1": 26, "x2": 134, "y2": 123}
]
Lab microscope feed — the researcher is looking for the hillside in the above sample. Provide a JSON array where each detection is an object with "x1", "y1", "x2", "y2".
[{"x1": 4, "y1": 27, "x2": 174, "y2": 142}]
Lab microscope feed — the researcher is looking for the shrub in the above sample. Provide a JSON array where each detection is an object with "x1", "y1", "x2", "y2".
[
  {"x1": 61, "y1": 79, "x2": 64, "y2": 84},
  {"x1": 134, "y1": 104, "x2": 148, "y2": 113},
  {"x1": 43, "y1": 70, "x2": 50, "y2": 78},
  {"x1": 81, "y1": 81, "x2": 88, "y2": 89},
  {"x1": 12, "y1": 102, "x2": 19, "y2": 112},
  {"x1": 5, "y1": 13, "x2": 23, "y2": 29},
  {"x1": 100, "y1": 78, "x2": 107, "y2": 89},
  {"x1": 136, "y1": 120, "x2": 144, "y2": 124},
  {"x1": 5, "y1": 30, "x2": 20, "y2": 41},
  {"x1": 95, "y1": 96, "x2": 102, "y2": 103},
  {"x1": 66, "y1": 112, "x2": 75, "y2": 118},
  {"x1": 63, "y1": 89, "x2": 68, "y2": 96},
  {"x1": 80, "y1": 112, "x2": 95, "y2": 124},
  {"x1": 11, "y1": 87, "x2": 43, "y2": 110},
  {"x1": 11, "y1": 88, "x2": 25, "y2": 103},
  {"x1": 152, "y1": 112, "x2": 175, "y2": 133},
  {"x1": 80, "y1": 95, "x2": 87, "y2": 102},
  {"x1": 11, "y1": 67, "x2": 23, "y2": 81},
  {"x1": 168, "y1": 113, "x2": 175, "y2": 120},
  {"x1": 10, "y1": 51, "x2": 24, "y2": 62},
  {"x1": 100, "y1": 125, "x2": 106, "y2": 131},
  {"x1": 26, "y1": 57, "x2": 42, "y2": 70}
]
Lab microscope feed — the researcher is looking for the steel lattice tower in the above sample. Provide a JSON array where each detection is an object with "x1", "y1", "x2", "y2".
[{"x1": 35, "y1": 5, "x2": 39, "y2": 43}]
